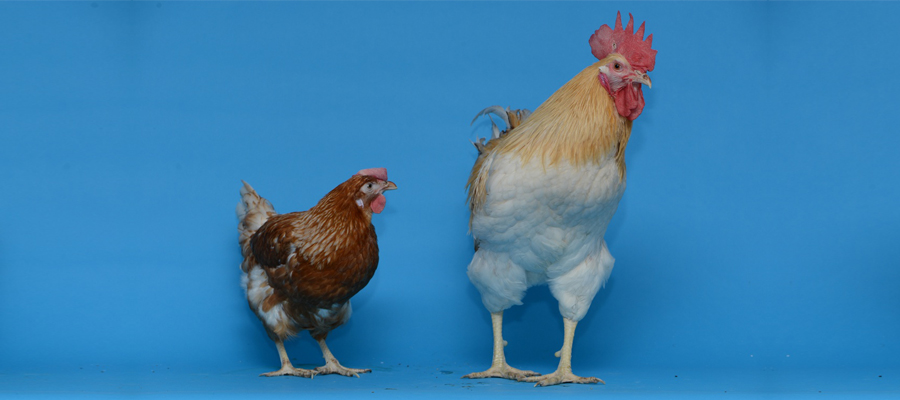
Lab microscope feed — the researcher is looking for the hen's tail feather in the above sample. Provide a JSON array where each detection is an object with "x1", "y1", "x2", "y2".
[{"x1": 237, "y1": 181, "x2": 276, "y2": 268}]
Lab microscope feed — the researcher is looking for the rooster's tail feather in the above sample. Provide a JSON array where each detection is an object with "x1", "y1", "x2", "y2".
[
  {"x1": 467, "y1": 106, "x2": 531, "y2": 229},
  {"x1": 470, "y1": 106, "x2": 531, "y2": 155}
]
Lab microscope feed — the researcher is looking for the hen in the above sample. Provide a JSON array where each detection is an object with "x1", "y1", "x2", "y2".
[
  {"x1": 464, "y1": 13, "x2": 657, "y2": 386},
  {"x1": 237, "y1": 168, "x2": 397, "y2": 378}
]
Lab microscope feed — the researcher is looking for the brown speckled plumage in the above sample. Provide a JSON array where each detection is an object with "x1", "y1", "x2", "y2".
[
  {"x1": 237, "y1": 172, "x2": 395, "y2": 376},
  {"x1": 250, "y1": 195, "x2": 379, "y2": 307}
]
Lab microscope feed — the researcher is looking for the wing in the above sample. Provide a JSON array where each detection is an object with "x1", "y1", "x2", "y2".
[
  {"x1": 250, "y1": 211, "x2": 379, "y2": 309},
  {"x1": 250, "y1": 212, "x2": 302, "y2": 268},
  {"x1": 248, "y1": 212, "x2": 306, "y2": 309}
]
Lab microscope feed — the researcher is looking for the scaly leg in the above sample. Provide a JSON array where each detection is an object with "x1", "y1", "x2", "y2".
[
  {"x1": 522, "y1": 318, "x2": 603, "y2": 386},
  {"x1": 313, "y1": 336, "x2": 371, "y2": 377},
  {"x1": 463, "y1": 311, "x2": 541, "y2": 381},
  {"x1": 260, "y1": 340, "x2": 317, "y2": 378}
]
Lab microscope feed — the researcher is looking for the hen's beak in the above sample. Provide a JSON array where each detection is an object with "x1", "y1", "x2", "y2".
[
  {"x1": 633, "y1": 72, "x2": 652, "y2": 89},
  {"x1": 383, "y1": 181, "x2": 398, "y2": 191}
]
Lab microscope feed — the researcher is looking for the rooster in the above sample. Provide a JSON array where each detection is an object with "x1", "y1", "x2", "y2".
[
  {"x1": 463, "y1": 12, "x2": 656, "y2": 386},
  {"x1": 237, "y1": 168, "x2": 397, "y2": 378}
]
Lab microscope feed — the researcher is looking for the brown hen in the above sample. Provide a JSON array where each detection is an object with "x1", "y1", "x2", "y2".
[{"x1": 237, "y1": 168, "x2": 396, "y2": 378}]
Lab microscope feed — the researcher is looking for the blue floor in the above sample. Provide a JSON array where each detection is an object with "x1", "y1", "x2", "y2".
[{"x1": 2, "y1": 365, "x2": 897, "y2": 399}]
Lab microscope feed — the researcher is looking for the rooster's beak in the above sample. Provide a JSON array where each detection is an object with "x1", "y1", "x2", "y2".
[
  {"x1": 383, "y1": 181, "x2": 398, "y2": 191},
  {"x1": 633, "y1": 72, "x2": 652, "y2": 89}
]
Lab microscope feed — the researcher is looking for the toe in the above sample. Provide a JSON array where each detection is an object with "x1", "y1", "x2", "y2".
[
  {"x1": 525, "y1": 372, "x2": 603, "y2": 386},
  {"x1": 260, "y1": 368, "x2": 317, "y2": 378},
  {"x1": 315, "y1": 365, "x2": 371, "y2": 377},
  {"x1": 512, "y1": 371, "x2": 541, "y2": 381},
  {"x1": 519, "y1": 370, "x2": 541, "y2": 378},
  {"x1": 464, "y1": 366, "x2": 541, "y2": 381},
  {"x1": 462, "y1": 371, "x2": 486, "y2": 379}
]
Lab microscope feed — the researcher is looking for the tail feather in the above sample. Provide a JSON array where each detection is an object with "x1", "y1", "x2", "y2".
[
  {"x1": 470, "y1": 106, "x2": 531, "y2": 156},
  {"x1": 237, "y1": 181, "x2": 276, "y2": 267},
  {"x1": 467, "y1": 106, "x2": 531, "y2": 227}
]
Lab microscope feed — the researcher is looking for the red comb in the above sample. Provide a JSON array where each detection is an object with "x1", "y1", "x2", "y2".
[
  {"x1": 356, "y1": 167, "x2": 388, "y2": 181},
  {"x1": 589, "y1": 11, "x2": 657, "y2": 72}
]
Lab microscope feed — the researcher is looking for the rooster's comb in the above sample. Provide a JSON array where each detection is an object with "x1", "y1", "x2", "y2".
[
  {"x1": 589, "y1": 11, "x2": 656, "y2": 72},
  {"x1": 356, "y1": 168, "x2": 388, "y2": 181}
]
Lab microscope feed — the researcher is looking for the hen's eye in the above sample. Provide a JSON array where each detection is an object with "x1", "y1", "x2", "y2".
[
  {"x1": 366, "y1": 183, "x2": 373, "y2": 190},
  {"x1": 614, "y1": 63, "x2": 621, "y2": 70}
]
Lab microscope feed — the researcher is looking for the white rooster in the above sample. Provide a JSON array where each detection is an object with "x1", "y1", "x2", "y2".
[{"x1": 463, "y1": 12, "x2": 657, "y2": 386}]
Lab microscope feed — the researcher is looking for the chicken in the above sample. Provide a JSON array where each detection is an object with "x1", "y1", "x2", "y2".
[
  {"x1": 463, "y1": 12, "x2": 656, "y2": 387},
  {"x1": 236, "y1": 168, "x2": 397, "y2": 378}
]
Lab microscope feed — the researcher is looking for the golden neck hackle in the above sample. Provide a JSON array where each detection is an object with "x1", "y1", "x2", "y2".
[
  {"x1": 467, "y1": 59, "x2": 633, "y2": 222},
  {"x1": 494, "y1": 59, "x2": 631, "y2": 174}
]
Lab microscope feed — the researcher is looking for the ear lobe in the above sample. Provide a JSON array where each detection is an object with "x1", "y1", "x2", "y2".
[{"x1": 597, "y1": 71, "x2": 611, "y2": 94}]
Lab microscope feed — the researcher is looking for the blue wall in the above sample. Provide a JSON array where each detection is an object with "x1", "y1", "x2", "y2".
[{"x1": 1, "y1": 1, "x2": 897, "y2": 376}]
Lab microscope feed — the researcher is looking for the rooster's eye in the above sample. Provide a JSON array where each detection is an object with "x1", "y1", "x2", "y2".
[{"x1": 614, "y1": 63, "x2": 621, "y2": 70}]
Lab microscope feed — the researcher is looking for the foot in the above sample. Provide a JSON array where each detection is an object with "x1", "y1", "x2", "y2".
[
  {"x1": 463, "y1": 363, "x2": 541, "y2": 381},
  {"x1": 520, "y1": 369, "x2": 603, "y2": 387},
  {"x1": 260, "y1": 365, "x2": 318, "y2": 378},
  {"x1": 315, "y1": 361, "x2": 371, "y2": 378}
]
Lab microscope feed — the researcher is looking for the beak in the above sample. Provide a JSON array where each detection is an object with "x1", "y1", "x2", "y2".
[
  {"x1": 382, "y1": 181, "x2": 398, "y2": 191},
  {"x1": 633, "y1": 72, "x2": 652, "y2": 89}
]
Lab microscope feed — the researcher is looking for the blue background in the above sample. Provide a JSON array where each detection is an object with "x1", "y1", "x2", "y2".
[{"x1": 1, "y1": 1, "x2": 898, "y2": 398}]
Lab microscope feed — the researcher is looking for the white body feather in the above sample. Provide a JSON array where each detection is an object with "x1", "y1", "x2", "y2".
[{"x1": 467, "y1": 148, "x2": 623, "y2": 321}]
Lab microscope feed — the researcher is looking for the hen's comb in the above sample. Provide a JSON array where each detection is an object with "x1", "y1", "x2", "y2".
[
  {"x1": 589, "y1": 11, "x2": 657, "y2": 72},
  {"x1": 356, "y1": 167, "x2": 388, "y2": 181}
]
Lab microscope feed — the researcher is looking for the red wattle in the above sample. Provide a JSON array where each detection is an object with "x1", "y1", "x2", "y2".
[
  {"x1": 614, "y1": 85, "x2": 645, "y2": 121},
  {"x1": 370, "y1": 194, "x2": 386, "y2": 214}
]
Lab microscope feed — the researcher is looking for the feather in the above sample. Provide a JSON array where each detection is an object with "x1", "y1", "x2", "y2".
[
  {"x1": 467, "y1": 59, "x2": 632, "y2": 225},
  {"x1": 237, "y1": 173, "x2": 393, "y2": 345}
]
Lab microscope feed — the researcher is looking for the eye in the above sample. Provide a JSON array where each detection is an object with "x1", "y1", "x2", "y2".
[
  {"x1": 366, "y1": 183, "x2": 373, "y2": 190},
  {"x1": 614, "y1": 62, "x2": 621, "y2": 70}
]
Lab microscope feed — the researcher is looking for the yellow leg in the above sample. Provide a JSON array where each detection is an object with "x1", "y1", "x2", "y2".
[
  {"x1": 259, "y1": 340, "x2": 317, "y2": 378},
  {"x1": 463, "y1": 311, "x2": 541, "y2": 381},
  {"x1": 313, "y1": 336, "x2": 371, "y2": 377},
  {"x1": 522, "y1": 318, "x2": 603, "y2": 386}
]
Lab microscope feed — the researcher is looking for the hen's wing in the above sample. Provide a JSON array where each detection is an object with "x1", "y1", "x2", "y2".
[{"x1": 250, "y1": 212, "x2": 378, "y2": 309}]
